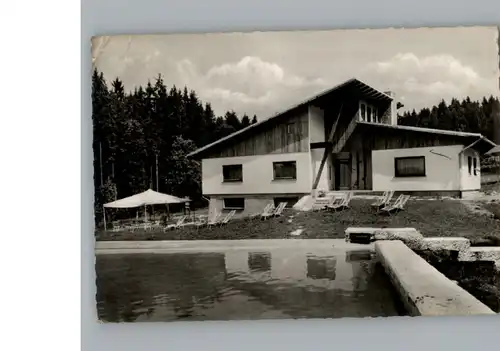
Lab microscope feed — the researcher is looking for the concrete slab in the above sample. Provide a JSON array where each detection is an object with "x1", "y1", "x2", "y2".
[
  {"x1": 375, "y1": 240, "x2": 495, "y2": 316},
  {"x1": 345, "y1": 227, "x2": 423, "y2": 249},
  {"x1": 465, "y1": 247, "x2": 500, "y2": 269},
  {"x1": 422, "y1": 237, "x2": 471, "y2": 252}
]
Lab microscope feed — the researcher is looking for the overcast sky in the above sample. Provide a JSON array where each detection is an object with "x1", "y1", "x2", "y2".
[{"x1": 92, "y1": 26, "x2": 499, "y2": 119}]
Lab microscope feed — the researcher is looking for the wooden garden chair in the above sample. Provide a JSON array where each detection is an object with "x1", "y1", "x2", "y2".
[
  {"x1": 219, "y1": 210, "x2": 236, "y2": 227},
  {"x1": 272, "y1": 202, "x2": 288, "y2": 217},
  {"x1": 260, "y1": 204, "x2": 276, "y2": 220},
  {"x1": 371, "y1": 190, "x2": 394, "y2": 210},
  {"x1": 164, "y1": 215, "x2": 187, "y2": 231},
  {"x1": 328, "y1": 192, "x2": 353, "y2": 212},
  {"x1": 380, "y1": 195, "x2": 410, "y2": 216},
  {"x1": 250, "y1": 204, "x2": 272, "y2": 220}
]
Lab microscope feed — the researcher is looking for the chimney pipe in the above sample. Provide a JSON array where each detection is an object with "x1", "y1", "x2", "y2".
[{"x1": 383, "y1": 91, "x2": 398, "y2": 125}]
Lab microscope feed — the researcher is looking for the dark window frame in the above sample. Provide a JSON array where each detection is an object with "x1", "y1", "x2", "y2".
[
  {"x1": 394, "y1": 156, "x2": 426, "y2": 178},
  {"x1": 473, "y1": 157, "x2": 477, "y2": 176},
  {"x1": 223, "y1": 197, "x2": 245, "y2": 210},
  {"x1": 222, "y1": 164, "x2": 243, "y2": 182},
  {"x1": 468, "y1": 156, "x2": 472, "y2": 175},
  {"x1": 273, "y1": 161, "x2": 297, "y2": 180}
]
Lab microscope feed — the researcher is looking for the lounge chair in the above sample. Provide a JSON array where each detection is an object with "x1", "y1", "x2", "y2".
[
  {"x1": 111, "y1": 221, "x2": 123, "y2": 232},
  {"x1": 164, "y1": 215, "x2": 187, "y2": 231},
  {"x1": 325, "y1": 194, "x2": 345, "y2": 210},
  {"x1": 250, "y1": 204, "x2": 272, "y2": 220},
  {"x1": 194, "y1": 212, "x2": 218, "y2": 229},
  {"x1": 260, "y1": 204, "x2": 276, "y2": 220},
  {"x1": 273, "y1": 202, "x2": 288, "y2": 217},
  {"x1": 312, "y1": 196, "x2": 335, "y2": 211},
  {"x1": 219, "y1": 210, "x2": 236, "y2": 226},
  {"x1": 311, "y1": 200, "x2": 326, "y2": 211},
  {"x1": 143, "y1": 221, "x2": 154, "y2": 231},
  {"x1": 371, "y1": 190, "x2": 394, "y2": 210},
  {"x1": 207, "y1": 212, "x2": 223, "y2": 228},
  {"x1": 379, "y1": 195, "x2": 410, "y2": 216},
  {"x1": 327, "y1": 192, "x2": 353, "y2": 212},
  {"x1": 262, "y1": 202, "x2": 287, "y2": 220}
]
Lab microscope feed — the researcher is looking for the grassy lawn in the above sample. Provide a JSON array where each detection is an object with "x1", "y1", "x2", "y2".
[{"x1": 96, "y1": 198, "x2": 500, "y2": 242}]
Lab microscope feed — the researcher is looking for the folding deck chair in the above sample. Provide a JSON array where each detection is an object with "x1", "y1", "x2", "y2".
[
  {"x1": 371, "y1": 190, "x2": 394, "y2": 210},
  {"x1": 379, "y1": 195, "x2": 410, "y2": 216},
  {"x1": 164, "y1": 215, "x2": 187, "y2": 231},
  {"x1": 272, "y1": 202, "x2": 287, "y2": 217},
  {"x1": 111, "y1": 221, "x2": 123, "y2": 232},
  {"x1": 250, "y1": 204, "x2": 273, "y2": 220},
  {"x1": 261, "y1": 202, "x2": 286, "y2": 220},
  {"x1": 219, "y1": 210, "x2": 236, "y2": 227},
  {"x1": 260, "y1": 204, "x2": 276, "y2": 220},
  {"x1": 312, "y1": 195, "x2": 337, "y2": 211},
  {"x1": 327, "y1": 192, "x2": 353, "y2": 212}
]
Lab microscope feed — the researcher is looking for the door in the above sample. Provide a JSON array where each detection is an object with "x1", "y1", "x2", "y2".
[{"x1": 334, "y1": 158, "x2": 351, "y2": 190}]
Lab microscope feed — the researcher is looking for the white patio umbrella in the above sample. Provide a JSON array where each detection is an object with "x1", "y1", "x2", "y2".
[{"x1": 102, "y1": 188, "x2": 190, "y2": 230}]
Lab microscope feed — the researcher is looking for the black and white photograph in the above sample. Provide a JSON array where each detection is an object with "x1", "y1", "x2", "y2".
[{"x1": 92, "y1": 26, "x2": 500, "y2": 322}]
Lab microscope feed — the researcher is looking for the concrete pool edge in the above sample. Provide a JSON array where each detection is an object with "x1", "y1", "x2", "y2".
[
  {"x1": 95, "y1": 239, "x2": 374, "y2": 254},
  {"x1": 345, "y1": 227, "x2": 500, "y2": 269},
  {"x1": 375, "y1": 240, "x2": 496, "y2": 316}
]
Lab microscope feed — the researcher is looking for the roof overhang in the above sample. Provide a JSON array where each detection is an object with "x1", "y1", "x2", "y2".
[
  {"x1": 462, "y1": 137, "x2": 498, "y2": 155},
  {"x1": 187, "y1": 78, "x2": 392, "y2": 159},
  {"x1": 357, "y1": 122, "x2": 497, "y2": 155},
  {"x1": 357, "y1": 121, "x2": 485, "y2": 138},
  {"x1": 486, "y1": 144, "x2": 500, "y2": 156}
]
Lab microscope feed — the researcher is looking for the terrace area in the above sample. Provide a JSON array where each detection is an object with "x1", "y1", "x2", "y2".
[{"x1": 96, "y1": 196, "x2": 500, "y2": 243}]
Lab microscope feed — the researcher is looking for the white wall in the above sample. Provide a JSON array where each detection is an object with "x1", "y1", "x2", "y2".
[
  {"x1": 310, "y1": 149, "x2": 329, "y2": 191},
  {"x1": 372, "y1": 145, "x2": 463, "y2": 192},
  {"x1": 460, "y1": 148, "x2": 481, "y2": 191},
  {"x1": 202, "y1": 152, "x2": 312, "y2": 195},
  {"x1": 308, "y1": 105, "x2": 325, "y2": 143}
]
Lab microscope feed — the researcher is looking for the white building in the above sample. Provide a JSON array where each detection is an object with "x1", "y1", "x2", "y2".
[{"x1": 188, "y1": 78, "x2": 497, "y2": 215}]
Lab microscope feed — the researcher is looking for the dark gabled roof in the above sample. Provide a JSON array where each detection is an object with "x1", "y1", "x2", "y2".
[
  {"x1": 188, "y1": 78, "x2": 392, "y2": 158},
  {"x1": 357, "y1": 122, "x2": 497, "y2": 154}
]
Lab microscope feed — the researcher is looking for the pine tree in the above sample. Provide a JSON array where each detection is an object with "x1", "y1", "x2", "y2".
[
  {"x1": 91, "y1": 69, "x2": 255, "y2": 223},
  {"x1": 241, "y1": 114, "x2": 251, "y2": 128}
]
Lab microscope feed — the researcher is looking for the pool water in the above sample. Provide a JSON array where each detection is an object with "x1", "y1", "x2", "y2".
[{"x1": 96, "y1": 247, "x2": 406, "y2": 322}]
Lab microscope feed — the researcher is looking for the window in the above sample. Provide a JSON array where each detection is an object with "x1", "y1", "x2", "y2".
[
  {"x1": 273, "y1": 161, "x2": 297, "y2": 180},
  {"x1": 223, "y1": 197, "x2": 245, "y2": 210},
  {"x1": 373, "y1": 108, "x2": 378, "y2": 123},
  {"x1": 307, "y1": 257, "x2": 336, "y2": 280},
  {"x1": 274, "y1": 197, "x2": 299, "y2": 208},
  {"x1": 222, "y1": 164, "x2": 242, "y2": 182},
  {"x1": 473, "y1": 157, "x2": 477, "y2": 176},
  {"x1": 360, "y1": 104, "x2": 366, "y2": 121},
  {"x1": 286, "y1": 123, "x2": 295, "y2": 134},
  {"x1": 394, "y1": 156, "x2": 426, "y2": 177},
  {"x1": 248, "y1": 252, "x2": 271, "y2": 273},
  {"x1": 367, "y1": 106, "x2": 372, "y2": 122},
  {"x1": 468, "y1": 156, "x2": 472, "y2": 175}
]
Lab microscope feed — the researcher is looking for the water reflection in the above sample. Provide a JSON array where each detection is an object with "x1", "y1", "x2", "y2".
[
  {"x1": 96, "y1": 248, "x2": 405, "y2": 322},
  {"x1": 307, "y1": 257, "x2": 336, "y2": 280}
]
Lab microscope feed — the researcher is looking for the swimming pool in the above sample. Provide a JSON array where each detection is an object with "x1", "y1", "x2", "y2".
[{"x1": 96, "y1": 242, "x2": 406, "y2": 322}]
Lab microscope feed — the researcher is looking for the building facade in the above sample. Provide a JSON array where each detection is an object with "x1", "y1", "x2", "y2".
[{"x1": 188, "y1": 78, "x2": 496, "y2": 215}]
